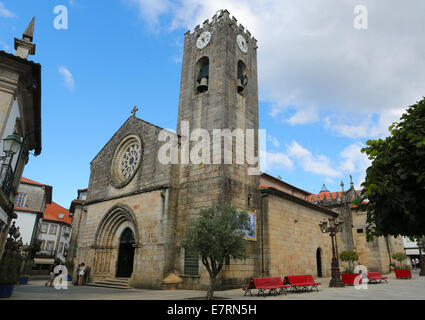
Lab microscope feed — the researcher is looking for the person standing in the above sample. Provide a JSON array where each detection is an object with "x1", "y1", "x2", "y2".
[
  {"x1": 415, "y1": 258, "x2": 420, "y2": 269},
  {"x1": 78, "y1": 263, "x2": 86, "y2": 286}
]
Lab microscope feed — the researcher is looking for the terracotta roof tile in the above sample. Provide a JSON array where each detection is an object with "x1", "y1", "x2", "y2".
[
  {"x1": 44, "y1": 202, "x2": 72, "y2": 225},
  {"x1": 20, "y1": 177, "x2": 51, "y2": 187}
]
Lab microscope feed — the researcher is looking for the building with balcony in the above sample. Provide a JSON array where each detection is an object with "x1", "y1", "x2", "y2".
[
  {"x1": 34, "y1": 202, "x2": 72, "y2": 270},
  {"x1": 0, "y1": 18, "x2": 42, "y2": 258}
]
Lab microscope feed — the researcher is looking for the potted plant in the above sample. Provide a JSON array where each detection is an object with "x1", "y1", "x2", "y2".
[
  {"x1": 392, "y1": 252, "x2": 411, "y2": 279},
  {"x1": 0, "y1": 250, "x2": 23, "y2": 298},
  {"x1": 18, "y1": 260, "x2": 33, "y2": 285},
  {"x1": 340, "y1": 250, "x2": 360, "y2": 285},
  {"x1": 65, "y1": 260, "x2": 74, "y2": 281}
]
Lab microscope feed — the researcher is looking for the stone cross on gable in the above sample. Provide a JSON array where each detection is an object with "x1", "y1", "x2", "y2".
[{"x1": 131, "y1": 106, "x2": 139, "y2": 117}]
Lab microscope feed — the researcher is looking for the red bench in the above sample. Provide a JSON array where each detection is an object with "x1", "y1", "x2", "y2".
[
  {"x1": 242, "y1": 279, "x2": 255, "y2": 296},
  {"x1": 242, "y1": 277, "x2": 290, "y2": 296},
  {"x1": 284, "y1": 275, "x2": 321, "y2": 292},
  {"x1": 367, "y1": 272, "x2": 388, "y2": 283}
]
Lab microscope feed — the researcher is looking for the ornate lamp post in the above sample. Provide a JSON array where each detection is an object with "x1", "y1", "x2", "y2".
[
  {"x1": 0, "y1": 132, "x2": 22, "y2": 196},
  {"x1": 319, "y1": 217, "x2": 345, "y2": 287}
]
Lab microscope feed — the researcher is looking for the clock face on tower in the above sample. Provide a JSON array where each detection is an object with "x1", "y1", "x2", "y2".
[
  {"x1": 237, "y1": 34, "x2": 248, "y2": 54},
  {"x1": 196, "y1": 31, "x2": 211, "y2": 49}
]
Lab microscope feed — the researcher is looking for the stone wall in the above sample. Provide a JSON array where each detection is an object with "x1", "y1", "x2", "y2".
[
  {"x1": 75, "y1": 189, "x2": 175, "y2": 289},
  {"x1": 263, "y1": 192, "x2": 335, "y2": 278}
]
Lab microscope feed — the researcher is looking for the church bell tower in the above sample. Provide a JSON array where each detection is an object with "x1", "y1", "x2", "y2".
[{"x1": 173, "y1": 10, "x2": 260, "y2": 282}]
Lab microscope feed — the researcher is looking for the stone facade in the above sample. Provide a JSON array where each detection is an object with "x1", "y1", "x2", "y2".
[
  {"x1": 307, "y1": 180, "x2": 405, "y2": 273},
  {"x1": 74, "y1": 10, "x2": 401, "y2": 291},
  {"x1": 0, "y1": 19, "x2": 42, "y2": 258}
]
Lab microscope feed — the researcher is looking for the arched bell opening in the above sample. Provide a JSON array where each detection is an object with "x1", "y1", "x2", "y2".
[
  {"x1": 195, "y1": 57, "x2": 209, "y2": 94},
  {"x1": 237, "y1": 60, "x2": 248, "y2": 95}
]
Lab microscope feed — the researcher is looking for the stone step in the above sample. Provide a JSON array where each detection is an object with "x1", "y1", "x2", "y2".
[
  {"x1": 86, "y1": 277, "x2": 131, "y2": 289},
  {"x1": 86, "y1": 282, "x2": 131, "y2": 290},
  {"x1": 102, "y1": 278, "x2": 130, "y2": 285}
]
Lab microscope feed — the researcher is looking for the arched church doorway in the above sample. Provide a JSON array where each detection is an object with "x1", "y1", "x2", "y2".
[
  {"x1": 316, "y1": 248, "x2": 323, "y2": 278},
  {"x1": 116, "y1": 228, "x2": 135, "y2": 278}
]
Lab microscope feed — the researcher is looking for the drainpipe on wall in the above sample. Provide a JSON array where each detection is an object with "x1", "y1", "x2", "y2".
[{"x1": 260, "y1": 192, "x2": 269, "y2": 276}]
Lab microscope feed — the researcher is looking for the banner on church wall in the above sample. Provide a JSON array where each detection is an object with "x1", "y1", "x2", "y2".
[{"x1": 244, "y1": 212, "x2": 256, "y2": 241}]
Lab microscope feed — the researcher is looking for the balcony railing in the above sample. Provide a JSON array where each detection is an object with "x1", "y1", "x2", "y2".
[{"x1": 0, "y1": 164, "x2": 14, "y2": 199}]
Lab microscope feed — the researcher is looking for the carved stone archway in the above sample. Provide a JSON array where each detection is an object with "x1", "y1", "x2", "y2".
[{"x1": 93, "y1": 205, "x2": 139, "y2": 277}]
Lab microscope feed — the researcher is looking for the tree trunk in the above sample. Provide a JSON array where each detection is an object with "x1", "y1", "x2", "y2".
[{"x1": 207, "y1": 276, "x2": 216, "y2": 300}]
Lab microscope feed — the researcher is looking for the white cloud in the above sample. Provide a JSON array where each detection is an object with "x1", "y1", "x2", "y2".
[
  {"x1": 267, "y1": 135, "x2": 280, "y2": 148},
  {"x1": 287, "y1": 141, "x2": 340, "y2": 178},
  {"x1": 127, "y1": 0, "x2": 425, "y2": 135},
  {"x1": 0, "y1": 2, "x2": 15, "y2": 18},
  {"x1": 58, "y1": 66, "x2": 75, "y2": 91},
  {"x1": 339, "y1": 142, "x2": 371, "y2": 188},
  {"x1": 266, "y1": 151, "x2": 294, "y2": 171},
  {"x1": 286, "y1": 106, "x2": 319, "y2": 125}
]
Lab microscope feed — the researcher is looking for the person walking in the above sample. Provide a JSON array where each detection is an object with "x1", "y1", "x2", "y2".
[
  {"x1": 78, "y1": 263, "x2": 86, "y2": 286},
  {"x1": 45, "y1": 261, "x2": 59, "y2": 287}
]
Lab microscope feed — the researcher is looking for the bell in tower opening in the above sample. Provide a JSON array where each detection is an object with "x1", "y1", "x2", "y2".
[
  {"x1": 196, "y1": 57, "x2": 209, "y2": 94},
  {"x1": 237, "y1": 60, "x2": 248, "y2": 94}
]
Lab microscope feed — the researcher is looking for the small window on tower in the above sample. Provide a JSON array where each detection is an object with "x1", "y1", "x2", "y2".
[
  {"x1": 237, "y1": 60, "x2": 248, "y2": 95},
  {"x1": 195, "y1": 57, "x2": 209, "y2": 94},
  {"x1": 357, "y1": 228, "x2": 364, "y2": 234}
]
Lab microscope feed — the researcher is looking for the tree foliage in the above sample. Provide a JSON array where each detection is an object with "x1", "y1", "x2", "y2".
[
  {"x1": 339, "y1": 250, "x2": 359, "y2": 273},
  {"x1": 392, "y1": 252, "x2": 407, "y2": 266},
  {"x1": 182, "y1": 204, "x2": 250, "y2": 300},
  {"x1": 356, "y1": 98, "x2": 425, "y2": 240},
  {"x1": 339, "y1": 250, "x2": 359, "y2": 264}
]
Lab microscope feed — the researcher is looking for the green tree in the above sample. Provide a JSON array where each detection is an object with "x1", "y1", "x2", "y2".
[
  {"x1": 357, "y1": 98, "x2": 425, "y2": 240},
  {"x1": 339, "y1": 250, "x2": 359, "y2": 273},
  {"x1": 392, "y1": 252, "x2": 407, "y2": 268},
  {"x1": 182, "y1": 205, "x2": 250, "y2": 300}
]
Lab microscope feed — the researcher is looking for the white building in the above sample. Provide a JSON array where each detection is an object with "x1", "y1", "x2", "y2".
[
  {"x1": 13, "y1": 177, "x2": 52, "y2": 247},
  {"x1": 404, "y1": 237, "x2": 422, "y2": 267},
  {"x1": 35, "y1": 201, "x2": 72, "y2": 268}
]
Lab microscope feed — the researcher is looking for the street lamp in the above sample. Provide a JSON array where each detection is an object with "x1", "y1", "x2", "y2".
[
  {"x1": 3, "y1": 132, "x2": 22, "y2": 158},
  {"x1": 319, "y1": 217, "x2": 345, "y2": 287}
]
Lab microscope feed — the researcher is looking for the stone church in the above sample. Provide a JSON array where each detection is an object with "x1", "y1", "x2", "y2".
[{"x1": 73, "y1": 10, "x2": 404, "y2": 290}]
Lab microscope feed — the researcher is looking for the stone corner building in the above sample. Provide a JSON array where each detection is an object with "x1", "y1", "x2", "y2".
[
  {"x1": 0, "y1": 18, "x2": 42, "y2": 258},
  {"x1": 74, "y1": 10, "x2": 402, "y2": 290}
]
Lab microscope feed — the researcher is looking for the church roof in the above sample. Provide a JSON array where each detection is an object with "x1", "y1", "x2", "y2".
[{"x1": 90, "y1": 115, "x2": 174, "y2": 164}]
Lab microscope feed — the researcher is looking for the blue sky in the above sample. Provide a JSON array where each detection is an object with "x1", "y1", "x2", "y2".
[{"x1": 1, "y1": 0, "x2": 424, "y2": 208}]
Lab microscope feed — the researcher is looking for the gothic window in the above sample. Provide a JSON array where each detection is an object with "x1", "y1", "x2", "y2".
[
  {"x1": 237, "y1": 60, "x2": 248, "y2": 95},
  {"x1": 184, "y1": 249, "x2": 199, "y2": 275},
  {"x1": 110, "y1": 134, "x2": 143, "y2": 189},
  {"x1": 196, "y1": 57, "x2": 209, "y2": 94}
]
